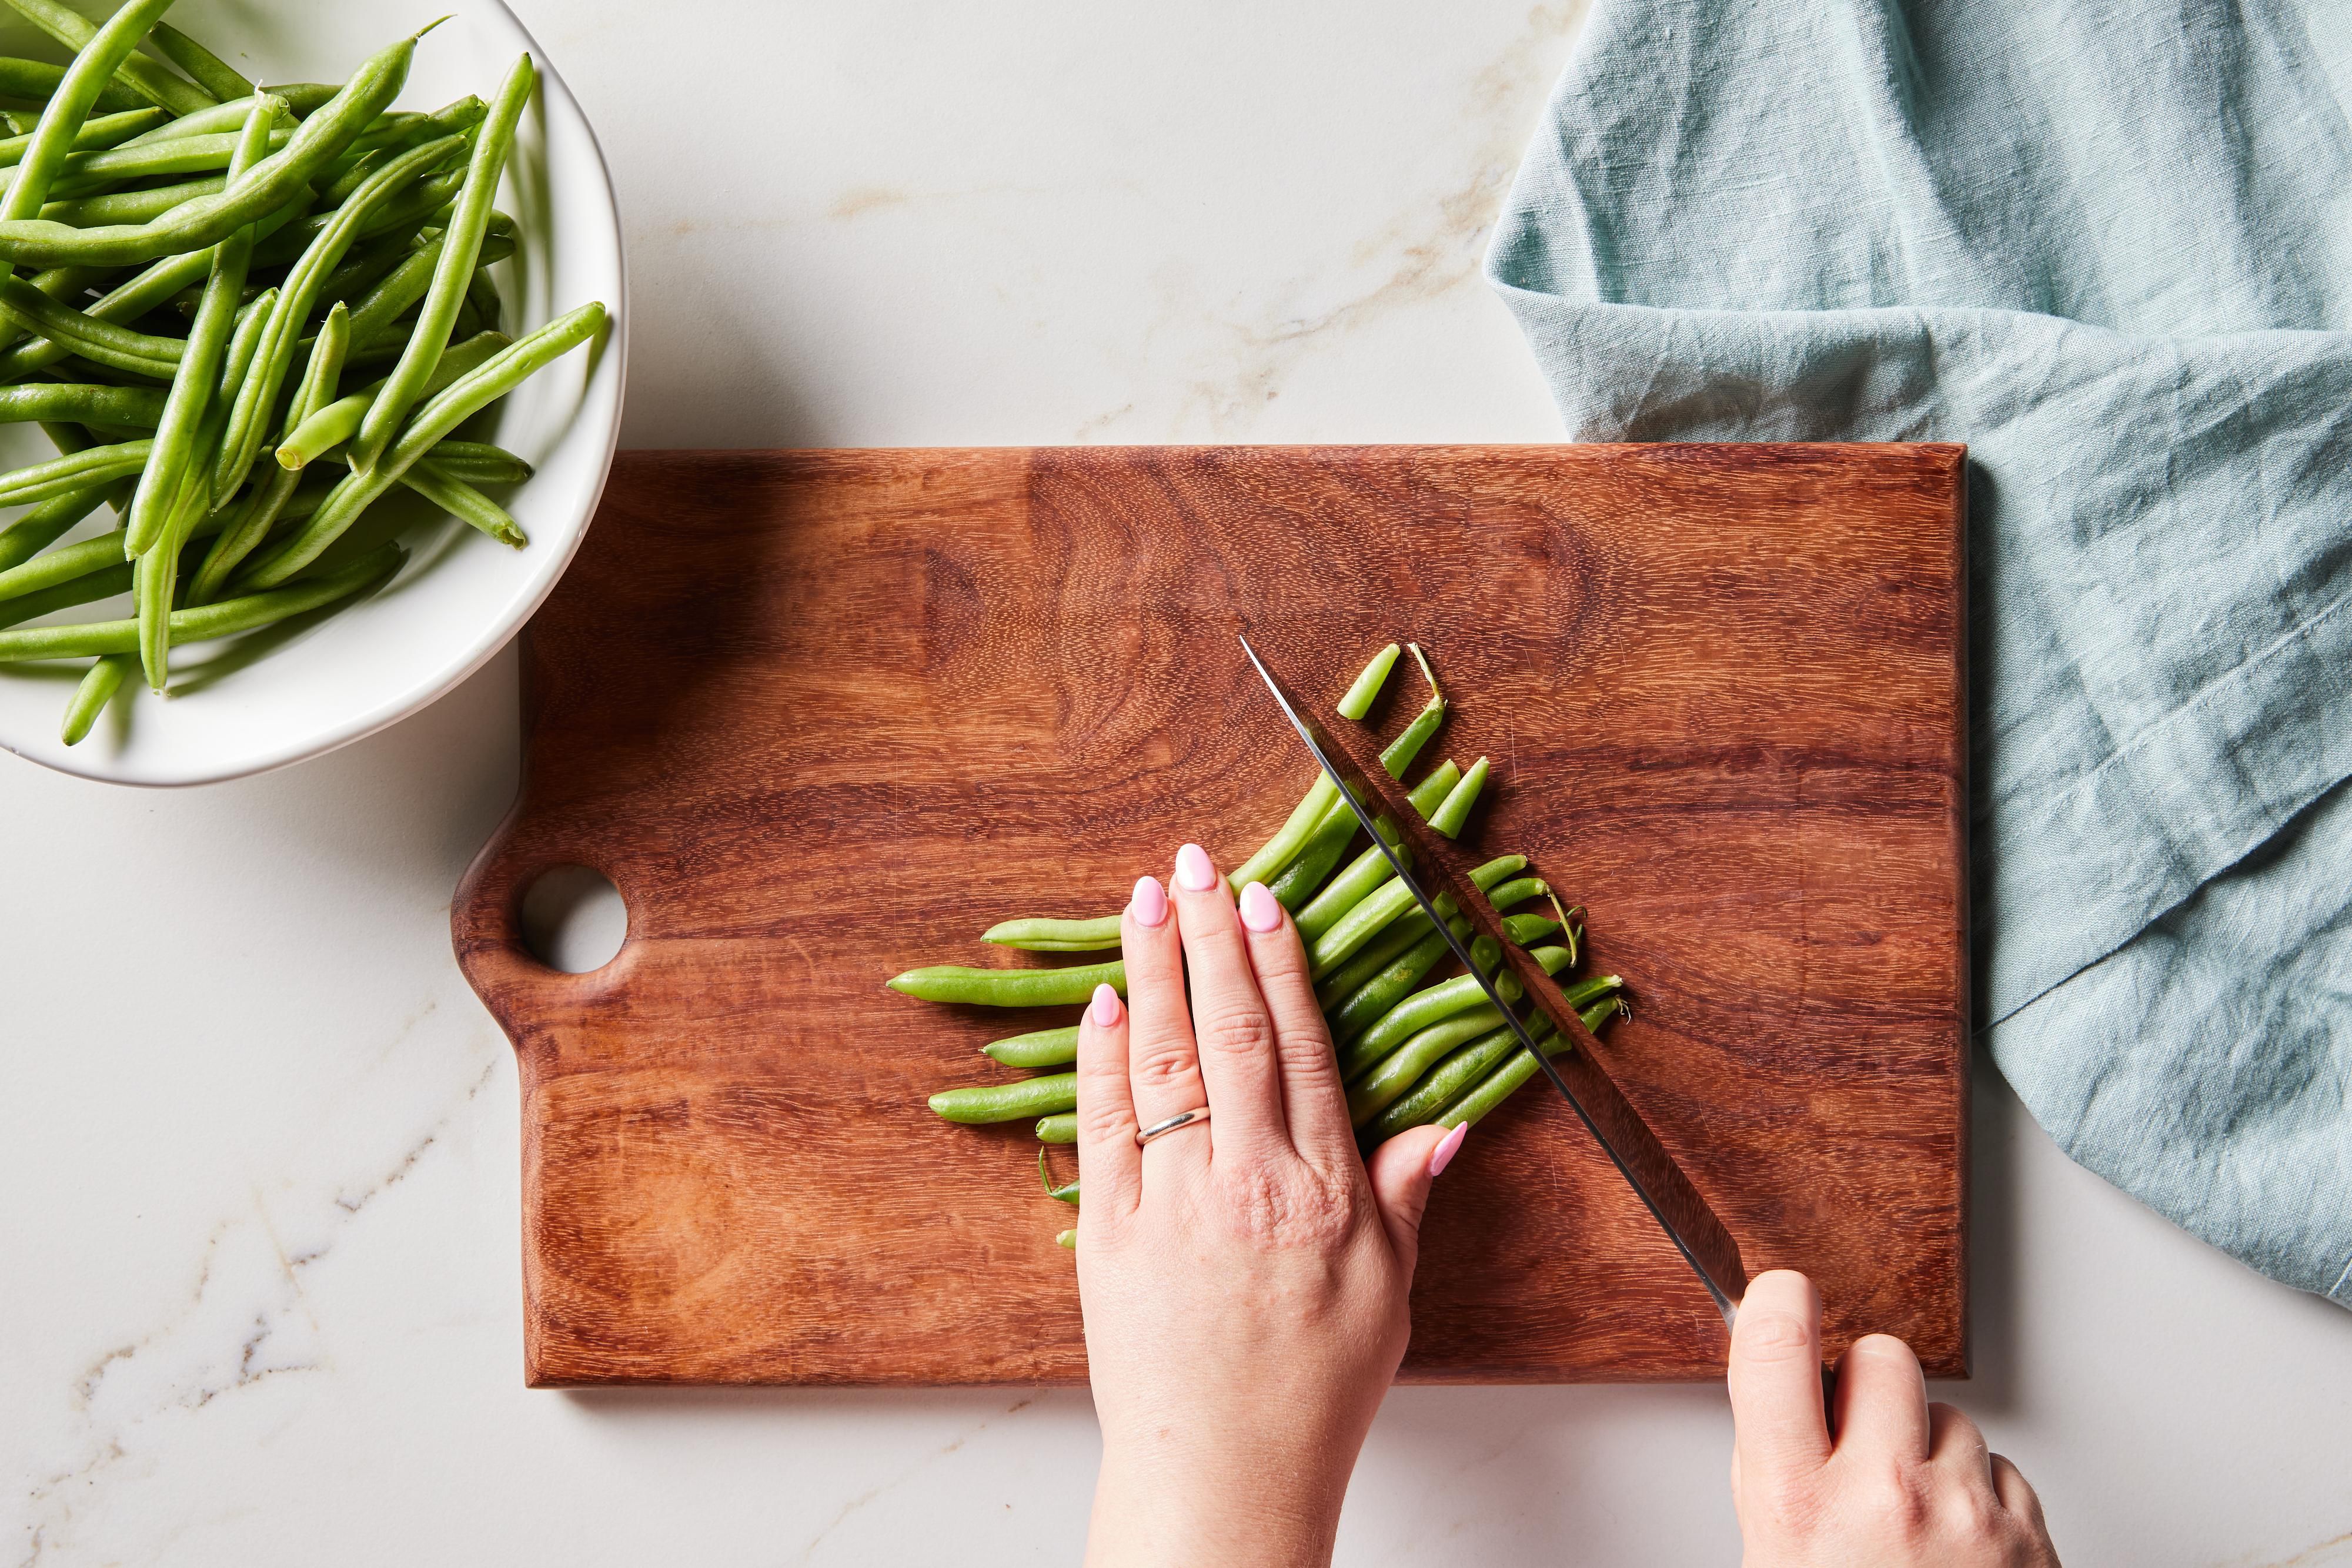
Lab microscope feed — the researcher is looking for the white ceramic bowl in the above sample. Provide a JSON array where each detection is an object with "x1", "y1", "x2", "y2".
[{"x1": 0, "y1": 0, "x2": 625, "y2": 785}]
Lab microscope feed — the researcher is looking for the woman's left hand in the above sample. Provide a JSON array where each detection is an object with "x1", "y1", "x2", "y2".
[{"x1": 1075, "y1": 842, "x2": 1465, "y2": 1568}]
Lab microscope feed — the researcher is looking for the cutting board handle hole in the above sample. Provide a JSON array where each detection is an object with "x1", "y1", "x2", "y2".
[{"x1": 517, "y1": 864, "x2": 629, "y2": 974}]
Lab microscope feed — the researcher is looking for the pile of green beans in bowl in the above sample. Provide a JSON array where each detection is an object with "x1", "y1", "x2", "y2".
[
  {"x1": 888, "y1": 643, "x2": 1634, "y2": 1250},
  {"x1": 0, "y1": 1, "x2": 609, "y2": 743}
]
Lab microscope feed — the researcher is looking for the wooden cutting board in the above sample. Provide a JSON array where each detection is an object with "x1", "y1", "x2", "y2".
[{"x1": 452, "y1": 444, "x2": 1969, "y2": 1386}]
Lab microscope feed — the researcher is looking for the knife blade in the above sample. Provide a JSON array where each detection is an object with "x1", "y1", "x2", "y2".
[{"x1": 1238, "y1": 634, "x2": 1748, "y2": 1327}]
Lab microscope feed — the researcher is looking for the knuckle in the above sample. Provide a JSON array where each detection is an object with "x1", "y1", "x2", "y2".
[
  {"x1": 1195, "y1": 1007, "x2": 1276, "y2": 1062},
  {"x1": 1218, "y1": 1162, "x2": 1355, "y2": 1246},
  {"x1": 1737, "y1": 1311, "x2": 1816, "y2": 1362},
  {"x1": 1125, "y1": 1029, "x2": 1199, "y2": 1091},
  {"x1": 1849, "y1": 1460, "x2": 1934, "y2": 1535},
  {"x1": 1074, "y1": 1094, "x2": 1132, "y2": 1145}
]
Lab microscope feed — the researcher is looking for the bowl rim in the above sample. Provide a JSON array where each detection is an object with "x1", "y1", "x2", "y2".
[{"x1": 7, "y1": 0, "x2": 629, "y2": 789}]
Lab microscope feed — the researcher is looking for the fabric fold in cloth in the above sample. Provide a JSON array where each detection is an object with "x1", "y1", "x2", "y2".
[{"x1": 1486, "y1": 0, "x2": 2351, "y2": 1302}]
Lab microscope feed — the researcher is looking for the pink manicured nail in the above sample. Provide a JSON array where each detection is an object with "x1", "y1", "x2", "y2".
[
  {"x1": 1130, "y1": 875, "x2": 1169, "y2": 927},
  {"x1": 1089, "y1": 982, "x2": 1124, "y2": 1027},
  {"x1": 1238, "y1": 881, "x2": 1281, "y2": 932},
  {"x1": 1429, "y1": 1123, "x2": 1468, "y2": 1177},
  {"x1": 1174, "y1": 842, "x2": 1216, "y2": 891}
]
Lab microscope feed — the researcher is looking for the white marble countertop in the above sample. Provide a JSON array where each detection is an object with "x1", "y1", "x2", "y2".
[{"x1": 6, "y1": 2, "x2": 2350, "y2": 1563}]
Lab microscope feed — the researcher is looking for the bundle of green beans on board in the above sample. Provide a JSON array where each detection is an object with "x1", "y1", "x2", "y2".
[
  {"x1": 0, "y1": 0, "x2": 608, "y2": 741},
  {"x1": 888, "y1": 644, "x2": 1633, "y2": 1249}
]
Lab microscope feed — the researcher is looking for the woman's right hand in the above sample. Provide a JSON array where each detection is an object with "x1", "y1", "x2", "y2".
[{"x1": 1729, "y1": 1271, "x2": 2060, "y2": 1566}]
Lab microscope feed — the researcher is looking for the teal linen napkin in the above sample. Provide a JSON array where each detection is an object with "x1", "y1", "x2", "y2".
[{"x1": 1487, "y1": 0, "x2": 2352, "y2": 1303}]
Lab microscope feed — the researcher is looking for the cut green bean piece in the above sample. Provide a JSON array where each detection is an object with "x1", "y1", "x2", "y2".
[
  {"x1": 59, "y1": 650, "x2": 132, "y2": 744},
  {"x1": 349, "y1": 52, "x2": 534, "y2": 474},
  {"x1": 927, "y1": 1071, "x2": 1076, "y2": 1125},
  {"x1": 1437, "y1": 995, "x2": 1628, "y2": 1131},
  {"x1": 1036, "y1": 1113, "x2": 1077, "y2": 1144},
  {"x1": 1055, "y1": 1229, "x2": 1076, "y2": 1250},
  {"x1": 0, "y1": 541, "x2": 403, "y2": 663},
  {"x1": 1335, "y1": 641, "x2": 1399, "y2": 721},
  {"x1": 984, "y1": 1024, "x2": 1081, "y2": 1069},
  {"x1": 887, "y1": 958, "x2": 1124, "y2": 1008},
  {"x1": 1428, "y1": 755, "x2": 1489, "y2": 839}
]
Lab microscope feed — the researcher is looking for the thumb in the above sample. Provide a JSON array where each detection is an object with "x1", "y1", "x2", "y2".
[{"x1": 1362, "y1": 1122, "x2": 1466, "y2": 1273}]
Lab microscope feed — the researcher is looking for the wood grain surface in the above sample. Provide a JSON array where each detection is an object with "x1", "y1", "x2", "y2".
[{"x1": 451, "y1": 443, "x2": 1970, "y2": 1386}]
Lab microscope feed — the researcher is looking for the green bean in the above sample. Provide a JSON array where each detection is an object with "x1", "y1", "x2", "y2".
[
  {"x1": 1348, "y1": 1005, "x2": 1524, "y2": 1127},
  {"x1": 888, "y1": 957, "x2": 1124, "y2": 1007},
  {"x1": 1362, "y1": 1025, "x2": 1533, "y2": 1144},
  {"x1": 241, "y1": 300, "x2": 603, "y2": 587},
  {"x1": 44, "y1": 125, "x2": 295, "y2": 196},
  {"x1": 1335, "y1": 641, "x2": 1399, "y2": 721},
  {"x1": 0, "y1": 0, "x2": 215, "y2": 118},
  {"x1": 147, "y1": 22, "x2": 252, "y2": 105},
  {"x1": 123, "y1": 86, "x2": 340, "y2": 147},
  {"x1": 349, "y1": 53, "x2": 533, "y2": 474},
  {"x1": 0, "y1": 198, "x2": 302, "y2": 383},
  {"x1": 0, "y1": 540, "x2": 402, "y2": 662},
  {"x1": 0, "y1": 480, "x2": 105, "y2": 571},
  {"x1": 0, "y1": 437, "x2": 153, "y2": 504},
  {"x1": 1437, "y1": 994, "x2": 1629, "y2": 1131},
  {"x1": 0, "y1": 106, "x2": 164, "y2": 169},
  {"x1": 271, "y1": 329, "x2": 510, "y2": 470},
  {"x1": 1328, "y1": 914, "x2": 1465, "y2": 1044},
  {"x1": 1334, "y1": 933, "x2": 1505, "y2": 1079},
  {"x1": 1294, "y1": 822, "x2": 1406, "y2": 942},
  {"x1": 1036, "y1": 1113, "x2": 1077, "y2": 1144},
  {"x1": 1055, "y1": 1229, "x2": 1076, "y2": 1250},
  {"x1": 138, "y1": 274, "x2": 276, "y2": 686},
  {"x1": 927, "y1": 1071, "x2": 1075, "y2": 1124},
  {"x1": 37, "y1": 170, "x2": 221, "y2": 227},
  {"x1": 1345, "y1": 953, "x2": 1590, "y2": 1124},
  {"x1": 1265, "y1": 791, "x2": 1360, "y2": 911},
  {"x1": 983, "y1": 1024, "x2": 1080, "y2": 1069},
  {"x1": 11, "y1": 489, "x2": 253, "y2": 606},
  {"x1": 1307, "y1": 787, "x2": 1513, "y2": 979},
  {"x1": 1313, "y1": 854, "x2": 1528, "y2": 1009},
  {"x1": 0, "y1": 0, "x2": 177, "y2": 233},
  {"x1": 0, "y1": 270, "x2": 182, "y2": 377},
  {"x1": 344, "y1": 230, "x2": 443, "y2": 341},
  {"x1": 210, "y1": 133, "x2": 470, "y2": 503},
  {"x1": 59, "y1": 650, "x2": 132, "y2": 744},
  {"x1": 0, "y1": 559, "x2": 128, "y2": 629},
  {"x1": 1037, "y1": 1148, "x2": 1080, "y2": 1205},
  {"x1": 0, "y1": 56, "x2": 148, "y2": 117},
  {"x1": 1428, "y1": 755, "x2": 1490, "y2": 838},
  {"x1": 465, "y1": 263, "x2": 500, "y2": 333},
  {"x1": 415, "y1": 440, "x2": 531, "y2": 486},
  {"x1": 125, "y1": 95, "x2": 279, "y2": 556},
  {"x1": 0, "y1": 29, "x2": 419, "y2": 268},
  {"x1": 399, "y1": 462, "x2": 524, "y2": 547},
  {"x1": 189, "y1": 300, "x2": 344, "y2": 603}
]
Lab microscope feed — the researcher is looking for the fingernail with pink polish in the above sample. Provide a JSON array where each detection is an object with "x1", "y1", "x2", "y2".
[
  {"x1": 1130, "y1": 875, "x2": 1168, "y2": 927},
  {"x1": 1089, "y1": 982, "x2": 1124, "y2": 1027},
  {"x1": 1429, "y1": 1123, "x2": 1468, "y2": 1177},
  {"x1": 1239, "y1": 881, "x2": 1281, "y2": 932},
  {"x1": 1174, "y1": 842, "x2": 1217, "y2": 891}
]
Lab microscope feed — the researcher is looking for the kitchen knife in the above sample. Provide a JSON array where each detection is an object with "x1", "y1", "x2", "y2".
[{"x1": 1239, "y1": 634, "x2": 1748, "y2": 1328}]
